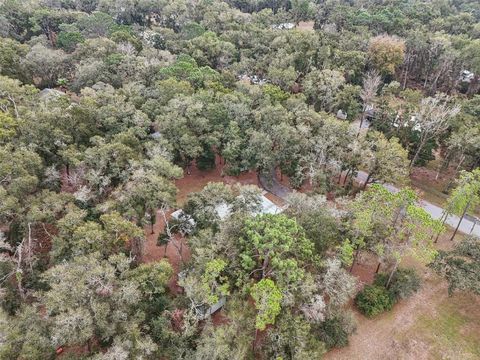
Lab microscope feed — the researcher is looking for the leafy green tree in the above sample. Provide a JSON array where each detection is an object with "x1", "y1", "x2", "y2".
[
  {"x1": 368, "y1": 35, "x2": 405, "y2": 77},
  {"x1": 0, "y1": 112, "x2": 17, "y2": 143},
  {"x1": 192, "y1": 299, "x2": 255, "y2": 359},
  {"x1": 385, "y1": 199, "x2": 443, "y2": 287},
  {"x1": 237, "y1": 214, "x2": 315, "y2": 288},
  {"x1": 0, "y1": 306, "x2": 55, "y2": 360},
  {"x1": 444, "y1": 169, "x2": 480, "y2": 241},
  {"x1": 76, "y1": 11, "x2": 115, "y2": 37},
  {"x1": 66, "y1": 212, "x2": 144, "y2": 259},
  {"x1": 0, "y1": 145, "x2": 43, "y2": 227},
  {"x1": 355, "y1": 284, "x2": 394, "y2": 317},
  {"x1": 126, "y1": 260, "x2": 173, "y2": 324},
  {"x1": 335, "y1": 84, "x2": 362, "y2": 121},
  {"x1": 350, "y1": 185, "x2": 443, "y2": 281},
  {"x1": 57, "y1": 30, "x2": 85, "y2": 52},
  {"x1": 22, "y1": 44, "x2": 69, "y2": 88},
  {"x1": 114, "y1": 163, "x2": 181, "y2": 226},
  {"x1": 430, "y1": 236, "x2": 480, "y2": 295},
  {"x1": 409, "y1": 95, "x2": 460, "y2": 169},
  {"x1": 285, "y1": 192, "x2": 341, "y2": 256},
  {"x1": 157, "y1": 55, "x2": 220, "y2": 89},
  {"x1": 0, "y1": 37, "x2": 28, "y2": 81},
  {"x1": 156, "y1": 95, "x2": 219, "y2": 172},
  {"x1": 264, "y1": 313, "x2": 327, "y2": 359},
  {"x1": 291, "y1": 0, "x2": 316, "y2": 24},
  {"x1": 303, "y1": 69, "x2": 345, "y2": 111},
  {"x1": 361, "y1": 131, "x2": 409, "y2": 189},
  {"x1": 374, "y1": 268, "x2": 421, "y2": 301},
  {"x1": 251, "y1": 278, "x2": 282, "y2": 331},
  {"x1": 187, "y1": 31, "x2": 237, "y2": 69},
  {"x1": 128, "y1": 260, "x2": 172, "y2": 298},
  {"x1": 180, "y1": 258, "x2": 230, "y2": 309},
  {"x1": 0, "y1": 76, "x2": 38, "y2": 119},
  {"x1": 42, "y1": 253, "x2": 149, "y2": 352},
  {"x1": 316, "y1": 312, "x2": 357, "y2": 349}
]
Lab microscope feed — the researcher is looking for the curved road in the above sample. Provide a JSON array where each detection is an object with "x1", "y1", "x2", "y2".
[{"x1": 356, "y1": 170, "x2": 480, "y2": 237}]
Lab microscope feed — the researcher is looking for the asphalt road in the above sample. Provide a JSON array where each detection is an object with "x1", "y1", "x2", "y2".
[{"x1": 356, "y1": 170, "x2": 480, "y2": 237}]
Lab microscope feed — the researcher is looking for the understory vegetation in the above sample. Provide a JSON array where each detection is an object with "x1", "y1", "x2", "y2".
[{"x1": 356, "y1": 268, "x2": 421, "y2": 317}]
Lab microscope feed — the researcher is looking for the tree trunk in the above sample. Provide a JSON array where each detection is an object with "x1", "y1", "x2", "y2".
[
  {"x1": 150, "y1": 210, "x2": 155, "y2": 234},
  {"x1": 470, "y1": 220, "x2": 477, "y2": 235},
  {"x1": 409, "y1": 138, "x2": 427, "y2": 172},
  {"x1": 402, "y1": 61, "x2": 410, "y2": 90},
  {"x1": 409, "y1": 149, "x2": 420, "y2": 170},
  {"x1": 386, "y1": 259, "x2": 399, "y2": 288},
  {"x1": 163, "y1": 242, "x2": 168, "y2": 258},
  {"x1": 357, "y1": 111, "x2": 366, "y2": 137},
  {"x1": 392, "y1": 205, "x2": 404, "y2": 229},
  {"x1": 375, "y1": 262, "x2": 381, "y2": 274},
  {"x1": 343, "y1": 168, "x2": 351, "y2": 185},
  {"x1": 450, "y1": 199, "x2": 472, "y2": 241},
  {"x1": 453, "y1": 154, "x2": 466, "y2": 178},
  {"x1": 434, "y1": 212, "x2": 448, "y2": 243},
  {"x1": 362, "y1": 173, "x2": 372, "y2": 190}
]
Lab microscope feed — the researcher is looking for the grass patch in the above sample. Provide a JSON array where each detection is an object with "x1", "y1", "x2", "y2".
[{"x1": 412, "y1": 295, "x2": 480, "y2": 359}]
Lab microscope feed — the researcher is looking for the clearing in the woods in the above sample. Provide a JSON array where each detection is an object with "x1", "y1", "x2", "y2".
[
  {"x1": 144, "y1": 159, "x2": 480, "y2": 359},
  {"x1": 326, "y1": 231, "x2": 480, "y2": 360}
]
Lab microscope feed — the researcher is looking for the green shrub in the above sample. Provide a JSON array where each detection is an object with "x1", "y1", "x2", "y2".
[
  {"x1": 355, "y1": 284, "x2": 394, "y2": 317},
  {"x1": 374, "y1": 268, "x2": 421, "y2": 301},
  {"x1": 316, "y1": 312, "x2": 357, "y2": 349},
  {"x1": 57, "y1": 31, "x2": 84, "y2": 52}
]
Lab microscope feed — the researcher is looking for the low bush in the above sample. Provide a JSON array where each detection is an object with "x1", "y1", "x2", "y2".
[
  {"x1": 355, "y1": 285, "x2": 394, "y2": 317},
  {"x1": 316, "y1": 311, "x2": 357, "y2": 349},
  {"x1": 374, "y1": 268, "x2": 421, "y2": 301}
]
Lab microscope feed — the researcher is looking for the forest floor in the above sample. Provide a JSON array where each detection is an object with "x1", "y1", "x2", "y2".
[
  {"x1": 325, "y1": 231, "x2": 480, "y2": 360},
  {"x1": 174, "y1": 155, "x2": 260, "y2": 205}
]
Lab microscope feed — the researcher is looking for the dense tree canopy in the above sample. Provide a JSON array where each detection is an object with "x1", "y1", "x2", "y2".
[{"x1": 0, "y1": 0, "x2": 478, "y2": 358}]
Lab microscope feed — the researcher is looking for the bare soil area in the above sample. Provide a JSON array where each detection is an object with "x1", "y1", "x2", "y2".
[{"x1": 175, "y1": 155, "x2": 259, "y2": 205}]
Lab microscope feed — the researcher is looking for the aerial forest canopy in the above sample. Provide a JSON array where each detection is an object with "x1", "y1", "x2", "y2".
[{"x1": 0, "y1": 0, "x2": 479, "y2": 359}]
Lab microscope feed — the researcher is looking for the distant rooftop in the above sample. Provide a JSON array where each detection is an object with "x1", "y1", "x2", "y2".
[{"x1": 216, "y1": 193, "x2": 283, "y2": 220}]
